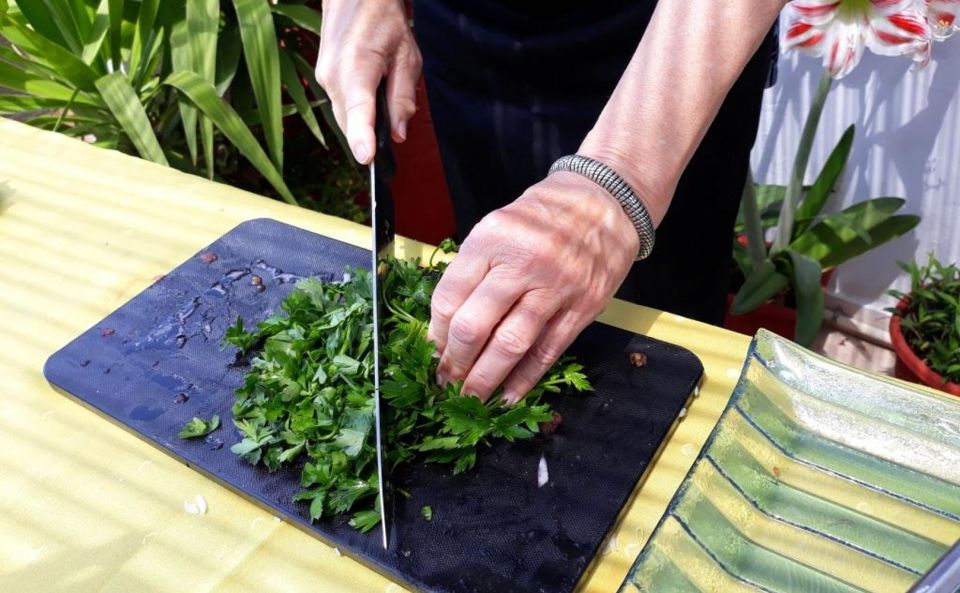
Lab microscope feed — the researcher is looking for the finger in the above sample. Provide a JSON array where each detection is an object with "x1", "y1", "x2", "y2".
[
  {"x1": 386, "y1": 46, "x2": 421, "y2": 143},
  {"x1": 460, "y1": 290, "x2": 560, "y2": 402},
  {"x1": 337, "y1": 51, "x2": 385, "y2": 164},
  {"x1": 427, "y1": 251, "x2": 489, "y2": 355},
  {"x1": 436, "y1": 271, "x2": 527, "y2": 385},
  {"x1": 500, "y1": 310, "x2": 589, "y2": 405}
]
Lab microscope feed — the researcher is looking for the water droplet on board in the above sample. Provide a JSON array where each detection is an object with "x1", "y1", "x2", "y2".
[
  {"x1": 173, "y1": 392, "x2": 189, "y2": 404},
  {"x1": 130, "y1": 405, "x2": 164, "y2": 421}
]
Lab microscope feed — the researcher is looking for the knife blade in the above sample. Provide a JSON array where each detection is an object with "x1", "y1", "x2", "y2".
[{"x1": 370, "y1": 82, "x2": 396, "y2": 550}]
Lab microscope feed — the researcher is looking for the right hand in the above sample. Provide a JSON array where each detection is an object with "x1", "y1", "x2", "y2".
[{"x1": 315, "y1": 0, "x2": 422, "y2": 164}]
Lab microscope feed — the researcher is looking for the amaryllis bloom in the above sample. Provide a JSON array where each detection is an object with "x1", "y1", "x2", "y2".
[
  {"x1": 925, "y1": 0, "x2": 960, "y2": 40},
  {"x1": 782, "y1": 0, "x2": 932, "y2": 78}
]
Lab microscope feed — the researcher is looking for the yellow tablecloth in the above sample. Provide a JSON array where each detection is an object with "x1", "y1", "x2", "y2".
[{"x1": 0, "y1": 117, "x2": 751, "y2": 593}]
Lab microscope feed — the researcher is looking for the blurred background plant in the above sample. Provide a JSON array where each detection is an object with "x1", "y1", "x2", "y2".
[
  {"x1": 888, "y1": 254, "x2": 960, "y2": 387},
  {"x1": 729, "y1": 69, "x2": 920, "y2": 346},
  {"x1": 0, "y1": 0, "x2": 365, "y2": 222},
  {"x1": 727, "y1": 0, "x2": 960, "y2": 346}
]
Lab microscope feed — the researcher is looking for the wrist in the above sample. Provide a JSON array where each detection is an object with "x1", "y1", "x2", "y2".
[
  {"x1": 577, "y1": 133, "x2": 676, "y2": 228},
  {"x1": 531, "y1": 172, "x2": 640, "y2": 260}
]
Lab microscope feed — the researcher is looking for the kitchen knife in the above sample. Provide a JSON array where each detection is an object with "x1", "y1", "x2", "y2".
[{"x1": 370, "y1": 82, "x2": 396, "y2": 550}]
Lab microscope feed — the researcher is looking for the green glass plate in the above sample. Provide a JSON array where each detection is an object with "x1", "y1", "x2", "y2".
[{"x1": 621, "y1": 329, "x2": 960, "y2": 593}]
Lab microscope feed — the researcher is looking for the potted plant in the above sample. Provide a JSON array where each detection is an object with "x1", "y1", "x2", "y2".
[
  {"x1": 726, "y1": 0, "x2": 960, "y2": 347},
  {"x1": 887, "y1": 254, "x2": 960, "y2": 396},
  {"x1": 727, "y1": 71, "x2": 920, "y2": 346},
  {"x1": 0, "y1": 0, "x2": 365, "y2": 220}
]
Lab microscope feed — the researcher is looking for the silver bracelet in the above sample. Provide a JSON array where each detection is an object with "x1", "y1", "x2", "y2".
[{"x1": 548, "y1": 154, "x2": 656, "y2": 260}]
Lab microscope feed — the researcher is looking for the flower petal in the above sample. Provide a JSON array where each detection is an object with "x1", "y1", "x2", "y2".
[
  {"x1": 867, "y1": 10, "x2": 930, "y2": 56},
  {"x1": 927, "y1": 0, "x2": 960, "y2": 40},
  {"x1": 824, "y1": 20, "x2": 866, "y2": 78}
]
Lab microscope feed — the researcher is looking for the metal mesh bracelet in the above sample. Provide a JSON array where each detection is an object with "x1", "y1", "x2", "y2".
[{"x1": 548, "y1": 154, "x2": 656, "y2": 261}]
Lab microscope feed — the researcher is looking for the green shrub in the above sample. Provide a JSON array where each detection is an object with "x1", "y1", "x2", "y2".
[
  {"x1": 0, "y1": 0, "x2": 363, "y2": 220},
  {"x1": 889, "y1": 254, "x2": 960, "y2": 385}
]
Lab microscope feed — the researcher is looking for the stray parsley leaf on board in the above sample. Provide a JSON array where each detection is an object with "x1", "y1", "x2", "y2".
[{"x1": 179, "y1": 415, "x2": 220, "y2": 439}]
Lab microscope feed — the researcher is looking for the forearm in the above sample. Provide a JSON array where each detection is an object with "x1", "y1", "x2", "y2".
[{"x1": 579, "y1": 0, "x2": 787, "y2": 226}]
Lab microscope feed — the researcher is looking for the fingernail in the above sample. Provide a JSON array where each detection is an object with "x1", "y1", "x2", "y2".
[
  {"x1": 431, "y1": 350, "x2": 441, "y2": 359},
  {"x1": 436, "y1": 371, "x2": 448, "y2": 387},
  {"x1": 353, "y1": 141, "x2": 370, "y2": 164},
  {"x1": 462, "y1": 388, "x2": 485, "y2": 402},
  {"x1": 501, "y1": 389, "x2": 519, "y2": 406},
  {"x1": 397, "y1": 121, "x2": 407, "y2": 142}
]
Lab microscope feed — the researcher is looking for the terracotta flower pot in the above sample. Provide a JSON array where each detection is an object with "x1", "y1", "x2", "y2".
[
  {"x1": 723, "y1": 294, "x2": 797, "y2": 340},
  {"x1": 889, "y1": 297, "x2": 960, "y2": 396}
]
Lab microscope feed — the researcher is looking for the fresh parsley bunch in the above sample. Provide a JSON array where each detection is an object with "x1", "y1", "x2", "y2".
[{"x1": 223, "y1": 251, "x2": 591, "y2": 532}]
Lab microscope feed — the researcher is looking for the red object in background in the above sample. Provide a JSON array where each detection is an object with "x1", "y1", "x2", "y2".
[
  {"x1": 390, "y1": 78, "x2": 457, "y2": 244},
  {"x1": 889, "y1": 298, "x2": 960, "y2": 397},
  {"x1": 723, "y1": 294, "x2": 797, "y2": 340}
]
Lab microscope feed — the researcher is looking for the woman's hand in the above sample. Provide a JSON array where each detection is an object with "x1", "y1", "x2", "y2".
[
  {"x1": 427, "y1": 172, "x2": 640, "y2": 404},
  {"x1": 315, "y1": 0, "x2": 422, "y2": 163}
]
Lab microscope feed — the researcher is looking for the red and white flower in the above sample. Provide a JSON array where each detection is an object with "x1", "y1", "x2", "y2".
[
  {"x1": 924, "y1": 0, "x2": 960, "y2": 40},
  {"x1": 782, "y1": 0, "x2": 932, "y2": 78}
]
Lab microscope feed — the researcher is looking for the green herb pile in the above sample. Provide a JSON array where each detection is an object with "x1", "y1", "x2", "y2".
[
  {"x1": 221, "y1": 252, "x2": 591, "y2": 532},
  {"x1": 889, "y1": 254, "x2": 960, "y2": 384}
]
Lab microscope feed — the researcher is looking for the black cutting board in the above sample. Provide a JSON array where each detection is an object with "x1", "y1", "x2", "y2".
[{"x1": 44, "y1": 218, "x2": 703, "y2": 593}]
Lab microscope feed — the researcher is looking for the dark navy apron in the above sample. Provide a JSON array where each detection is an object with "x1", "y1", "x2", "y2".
[{"x1": 412, "y1": 0, "x2": 778, "y2": 324}]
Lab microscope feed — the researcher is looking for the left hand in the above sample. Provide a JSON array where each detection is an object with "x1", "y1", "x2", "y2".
[{"x1": 427, "y1": 172, "x2": 640, "y2": 404}]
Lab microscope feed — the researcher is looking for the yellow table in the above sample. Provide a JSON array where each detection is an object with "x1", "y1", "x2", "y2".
[{"x1": 0, "y1": 117, "x2": 751, "y2": 593}]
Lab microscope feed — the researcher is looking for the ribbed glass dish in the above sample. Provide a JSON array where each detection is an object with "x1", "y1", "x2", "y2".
[{"x1": 621, "y1": 329, "x2": 960, "y2": 593}]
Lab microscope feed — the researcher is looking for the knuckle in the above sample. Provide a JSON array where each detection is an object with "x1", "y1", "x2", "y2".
[
  {"x1": 465, "y1": 369, "x2": 496, "y2": 394},
  {"x1": 528, "y1": 340, "x2": 563, "y2": 368},
  {"x1": 448, "y1": 315, "x2": 481, "y2": 346},
  {"x1": 315, "y1": 59, "x2": 334, "y2": 89},
  {"x1": 430, "y1": 289, "x2": 459, "y2": 322},
  {"x1": 492, "y1": 327, "x2": 531, "y2": 358}
]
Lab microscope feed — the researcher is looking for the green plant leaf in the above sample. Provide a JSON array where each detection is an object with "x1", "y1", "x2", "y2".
[
  {"x1": 789, "y1": 197, "x2": 920, "y2": 269},
  {"x1": 179, "y1": 415, "x2": 221, "y2": 439},
  {"x1": 81, "y1": 0, "x2": 110, "y2": 65},
  {"x1": 730, "y1": 259, "x2": 789, "y2": 315},
  {"x1": 189, "y1": 0, "x2": 219, "y2": 179},
  {"x1": 740, "y1": 168, "x2": 766, "y2": 271},
  {"x1": 215, "y1": 20, "x2": 242, "y2": 96},
  {"x1": 0, "y1": 13, "x2": 100, "y2": 91},
  {"x1": 164, "y1": 70, "x2": 298, "y2": 205},
  {"x1": 290, "y1": 51, "x2": 351, "y2": 156},
  {"x1": 795, "y1": 125, "x2": 854, "y2": 236},
  {"x1": 41, "y1": 0, "x2": 91, "y2": 55},
  {"x1": 784, "y1": 250, "x2": 824, "y2": 346},
  {"x1": 13, "y1": 2, "x2": 69, "y2": 50},
  {"x1": 732, "y1": 241, "x2": 752, "y2": 278},
  {"x1": 233, "y1": 0, "x2": 284, "y2": 170},
  {"x1": 279, "y1": 48, "x2": 325, "y2": 146},
  {"x1": 107, "y1": 0, "x2": 124, "y2": 69},
  {"x1": 270, "y1": 3, "x2": 322, "y2": 36},
  {"x1": 0, "y1": 59, "x2": 100, "y2": 105},
  {"x1": 169, "y1": 16, "x2": 198, "y2": 165},
  {"x1": 129, "y1": 0, "x2": 160, "y2": 87},
  {"x1": 0, "y1": 94, "x2": 69, "y2": 113},
  {"x1": 773, "y1": 69, "x2": 832, "y2": 253},
  {"x1": 95, "y1": 71, "x2": 169, "y2": 166}
]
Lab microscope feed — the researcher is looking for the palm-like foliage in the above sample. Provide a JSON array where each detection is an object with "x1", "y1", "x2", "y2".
[{"x1": 0, "y1": 0, "x2": 342, "y2": 207}]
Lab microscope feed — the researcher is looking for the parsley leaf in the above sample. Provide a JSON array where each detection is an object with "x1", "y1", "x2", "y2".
[
  {"x1": 179, "y1": 415, "x2": 220, "y2": 439},
  {"x1": 220, "y1": 253, "x2": 592, "y2": 531}
]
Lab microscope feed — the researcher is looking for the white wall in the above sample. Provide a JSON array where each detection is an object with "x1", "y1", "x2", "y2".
[{"x1": 752, "y1": 35, "x2": 960, "y2": 336}]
